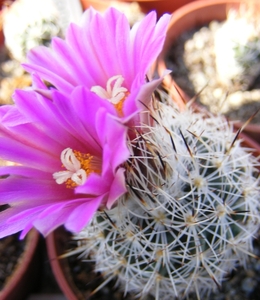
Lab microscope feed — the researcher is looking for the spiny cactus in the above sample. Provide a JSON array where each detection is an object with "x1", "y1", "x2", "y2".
[
  {"x1": 73, "y1": 91, "x2": 260, "y2": 300},
  {"x1": 2, "y1": 0, "x2": 64, "y2": 62},
  {"x1": 214, "y1": 4, "x2": 260, "y2": 89}
]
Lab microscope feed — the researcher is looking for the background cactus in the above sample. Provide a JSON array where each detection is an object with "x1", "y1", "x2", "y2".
[
  {"x1": 214, "y1": 3, "x2": 260, "y2": 90},
  {"x1": 2, "y1": 0, "x2": 83, "y2": 62},
  {"x1": 72, "y1": 91, "x2": 260, "y2": 300}
]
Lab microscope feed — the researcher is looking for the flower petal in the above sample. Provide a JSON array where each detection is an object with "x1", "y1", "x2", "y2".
[
  {"x1": 106, "y1": 167, "x2": 127, "y2": 209},
  {"x1": 65, "y1": 196, "x2": 104, "y2": 232},
  {"x1": 22, "y1": 7, "x2": 171, "y2": 122}
]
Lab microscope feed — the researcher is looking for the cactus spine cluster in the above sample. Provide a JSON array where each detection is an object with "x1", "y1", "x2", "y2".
[{"x1": 73, "y1": 91, "x2": 260, "y2": 300}]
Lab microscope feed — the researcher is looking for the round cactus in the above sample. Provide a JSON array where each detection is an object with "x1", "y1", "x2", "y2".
[
  {"x1": 214, "y1": 5, "x2": 260, "y2": 89},
  {"x1": 73, "y1": 91, "x2": 260, "y2": 299}
]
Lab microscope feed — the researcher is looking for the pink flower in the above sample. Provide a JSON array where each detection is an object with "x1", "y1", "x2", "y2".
[
  {"x1": 23, "y1": 7, "x2": 171, "y2": 121},
  {"x1": 0, "y1": 82, "x2": 129, "y2": 238}
]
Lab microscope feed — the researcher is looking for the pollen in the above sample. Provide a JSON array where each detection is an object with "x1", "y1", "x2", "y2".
[
  {"x1": 74, "y1": 150, "x2": 101, "y2": 176},
  {"x1": 53, "y1": 148, "x2": 101, "y2": 188},
  {"x1": 114, "y1": 92, "x2": 129, "y2": 117},
  {"x1": 91, "y1": 75, "x2": 129, "y2": 116}
]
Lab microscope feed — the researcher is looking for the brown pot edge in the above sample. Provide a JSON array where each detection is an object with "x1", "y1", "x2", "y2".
[
  {"x1": 0, "y1": 229, "x2": 40, "y2": 300},
  {"x1": 46, "y1": 228, "x2": 79, "y2": 300}
]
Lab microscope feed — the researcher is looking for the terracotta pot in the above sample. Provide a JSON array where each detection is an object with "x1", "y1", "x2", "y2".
[
  {"x1": 47, "y1": 226, "x2": 123, "y2": 299},
  {"x1": 46, "y1": 227, "x2": 83, "y2": 300},
  {"x1": 0, "y1": 229, "x2": 40, "y2": 300},
  {"x1": 239, "y1": 130, "x2": 260, "y2": 156},
  {"x1": 80, "y1": 0, "x2": 111, "y2": 12},
  {"x1": 133, "y1": 0, "x2": 199, "y2": 18},
  {"x1": 233, "y1": 122, "x2": 260, "y2": 146},
  {"x1": 80, "y1": 0, "x2": 199, "y2": 18}
]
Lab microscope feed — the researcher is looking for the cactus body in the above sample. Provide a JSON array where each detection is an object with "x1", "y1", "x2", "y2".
[{"x1": 74, "y1": 94, "x2": 260, "y2": 299}]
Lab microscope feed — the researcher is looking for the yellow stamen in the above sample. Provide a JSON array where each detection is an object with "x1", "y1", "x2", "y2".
[
  {"x1": 91, "y1": 75, "x2": 129, "y2": 116},
  {"x1": 53, "y1": 148, "x2": 101, "y2": 189},
  {"x1": 113, "y1": 92, "x2": 129, "y2": 117},
  {"x1": 73, "y1": 150, "x2": 101, "y2": 177}
]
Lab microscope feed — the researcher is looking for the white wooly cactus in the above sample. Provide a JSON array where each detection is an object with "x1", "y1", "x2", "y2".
[
  {"x1": 2, "y1": 0, "x2": 82, "y2": 62},
  {"x1": 2, "y1": 0, "x2": 64, "y2": 62},
  {"x1": 74, "y1": 92, "x2": 260, "y2": 300},
  {"x1": 214, "y1": 6, "x2": 260, "y2": 89}
]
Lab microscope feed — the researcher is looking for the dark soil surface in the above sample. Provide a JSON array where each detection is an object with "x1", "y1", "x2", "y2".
[{"x1": 0, "y1": 232, "x2": 26, "y2": 289}]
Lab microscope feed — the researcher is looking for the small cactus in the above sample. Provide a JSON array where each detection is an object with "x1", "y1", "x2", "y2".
[
  {"x1": 73, "y1": 90, "x2": 260, "y2": 299},
  {"x1": 2, "y1": 0, "x2": 65, "y2": 62},
  {"x1": 214, "y1": 3, "x2": 260, "y2": 89}
]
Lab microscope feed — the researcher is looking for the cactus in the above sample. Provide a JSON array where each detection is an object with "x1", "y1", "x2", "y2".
[
  {"x1": 72, "y1": 90, "x2": 260, "y2": 299},
  {"x1": 2, "y1": 0, "x2": 64, "y2": 62},
  {"x1": 214, "y1": 4, "x2": 260, "y2": 89}
]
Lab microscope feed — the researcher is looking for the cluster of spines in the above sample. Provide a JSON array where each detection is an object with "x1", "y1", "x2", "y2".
[{"x1": 73, "y1": 92, "x2": 260, "y2": 300}]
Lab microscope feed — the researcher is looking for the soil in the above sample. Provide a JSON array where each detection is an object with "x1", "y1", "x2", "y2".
[{"x1": 0, "y1": 231, "x2": 26, "y2": 289}]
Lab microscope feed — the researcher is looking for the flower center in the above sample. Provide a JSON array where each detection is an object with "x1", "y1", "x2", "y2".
[
  {"x1": 91, "y1": 75, "x2": 129, "y2": 116},
  {"x1": 53, "y1": 148, "x2": 101, "y2": 188}
]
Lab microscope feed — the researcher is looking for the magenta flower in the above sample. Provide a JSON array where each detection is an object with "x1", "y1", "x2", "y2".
[
  {"x1": 23, "y1": 7, "x2": 171, "y2": 121},
  {"x1": 0, "y1": 81, "x2": 129, "y2": 238}
]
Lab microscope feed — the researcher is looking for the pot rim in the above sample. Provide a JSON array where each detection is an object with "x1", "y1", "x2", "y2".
[
  {"x1": 0, "y1": 229, "x2": 40, "y2": 300},
  {"x1": 46, "y1": 227, "x2": 79, "y2": 300}
]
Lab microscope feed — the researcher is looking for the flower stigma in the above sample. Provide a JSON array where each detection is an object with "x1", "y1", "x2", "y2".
[
  {"x1": 91, "y1": 75, "x2": 129, "y2": 116},
  {"x1": 53, "y1": 148, "x2": 101, "y2": 188}
]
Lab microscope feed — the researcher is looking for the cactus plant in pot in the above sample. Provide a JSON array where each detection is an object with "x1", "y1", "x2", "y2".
[
  {"x1": 0, "y1": 4, "x2": 259, "y2": 300},
  {"x1": 157, "y1": 0, "x2": 260, "y2": 127},
  {"x1": 46, "y1": 88, "x2": 260, "y2": 299}
]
